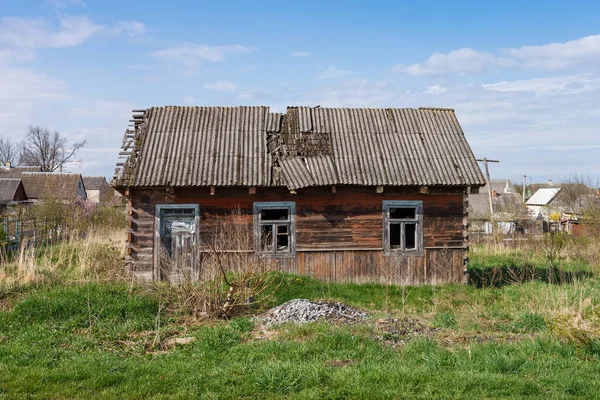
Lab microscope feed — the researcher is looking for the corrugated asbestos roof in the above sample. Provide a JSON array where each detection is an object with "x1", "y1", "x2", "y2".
[
  {"x1": 83, "y1": 176, "x2": 108, "y2": 190},
  {"x1": 468, "y1": 179, "x2": 524, "y2": 218},
  {"x1": 21, "y1": 172, "x2": 84, "y2": 200},
  {"x1": 0, "y1": 166, "x2": 42, "y2": 178},
  {"x1": 115, "y1": 106, "x2": 485, "y2": 189},
  {"x1": 0, "y1": 179, "x2": 23, "y2": 205}
]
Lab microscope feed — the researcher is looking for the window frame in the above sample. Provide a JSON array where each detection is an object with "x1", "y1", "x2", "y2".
[
  {"x1": 253, "y1": 201, "x2": 296, "y2": 258},
  {"x1": 382, "y1": 200, "x2": 423, "y2": 256}
]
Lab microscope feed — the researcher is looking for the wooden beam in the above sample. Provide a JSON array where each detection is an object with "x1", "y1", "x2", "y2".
[
  {"x1": 248, "y1": 187, "x2": 256, "y2": 195},
  {"x1": 210, "y1": 186, "x2": 215, "y2": 196},
  {"x1": 331, "y1": 185, "x2": 336, "y2": 194}
]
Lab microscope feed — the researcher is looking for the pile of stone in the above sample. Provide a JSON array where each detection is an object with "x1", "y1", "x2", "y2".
[{"x1": 258, "y1": 299, "x2": 368, "y2": 326}]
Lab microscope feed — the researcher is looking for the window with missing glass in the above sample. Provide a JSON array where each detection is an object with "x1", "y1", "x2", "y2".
[
  {"x1": 253, "y1": 202, "x2": 295, "y2": 257},
  {"x1": 383, "y1": 200, "x2": 423, "y2": 255}
]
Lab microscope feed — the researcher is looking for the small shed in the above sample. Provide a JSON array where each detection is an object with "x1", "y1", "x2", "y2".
[{"x1": 113, "y1": 106, "x2": 485, "y2": 285}]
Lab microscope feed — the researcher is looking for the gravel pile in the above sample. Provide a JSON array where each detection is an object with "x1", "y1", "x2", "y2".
[{"x1": 258, "y1": 299, "x2": 368, "y2": 326}]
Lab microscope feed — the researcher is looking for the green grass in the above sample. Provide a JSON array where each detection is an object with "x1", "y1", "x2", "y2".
[{"x1": 1, "y1": 241, "x2": 600, "y2": 399}]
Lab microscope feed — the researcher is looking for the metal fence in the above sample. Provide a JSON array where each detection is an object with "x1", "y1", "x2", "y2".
[{"x1": 1, "y1": 217, "x2": 71, "y2": 263}]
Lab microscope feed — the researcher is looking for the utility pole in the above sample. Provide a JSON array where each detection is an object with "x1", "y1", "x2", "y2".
[
  {"x1": 476, "y1": 158, "x2": 500, "y2": 232},
  {"x1": 522, "y1": 175, "x2": 527, "y2": 202}
]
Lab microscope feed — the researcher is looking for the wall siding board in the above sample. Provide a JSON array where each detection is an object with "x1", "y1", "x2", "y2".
[{"x1": 125, "y1": 186, "x2": 467, "y2": 284}]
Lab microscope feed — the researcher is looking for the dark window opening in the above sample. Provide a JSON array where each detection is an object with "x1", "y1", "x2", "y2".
[
  {"x1": 390, "y1": 223, "x2": 401, "y2": 249},
  {"x1": 261, "y1": 208, "x2": 289, "y2": 221},
  {"x1": 405, "y1": 223, "x2": 416, "y2": 249},
  {"x1": 390, "y1": 207, "x2": 415, "y2": 219}
]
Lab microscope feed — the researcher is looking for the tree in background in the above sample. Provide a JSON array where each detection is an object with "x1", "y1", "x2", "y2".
[
  {"x1": 19, "y1": 126, "x2": 87, "y2": 172},
  {"x1": 0, "y1": 135, "x2": 19, "y2": 165}
]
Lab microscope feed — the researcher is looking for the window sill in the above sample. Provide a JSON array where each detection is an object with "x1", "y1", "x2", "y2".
[
  {"x1": 258, "y1": 253, "x2": 296, "y2": 259},
  {"x1": 384, "y1": 250, "x2": 424, "y2": 257}
]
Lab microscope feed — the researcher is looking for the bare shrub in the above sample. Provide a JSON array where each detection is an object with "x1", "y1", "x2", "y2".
[{"x1": 159, "y1": 209, "x2": 282, "y2": 320}]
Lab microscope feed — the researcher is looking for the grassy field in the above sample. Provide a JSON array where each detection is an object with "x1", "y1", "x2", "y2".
[{"x1": 1, "y1": 237, "x2": 600, "y2": 399}]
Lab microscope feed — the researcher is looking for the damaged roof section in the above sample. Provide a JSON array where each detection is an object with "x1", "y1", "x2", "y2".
[{"x1": 114, "y1": 105, "x2": 485, "y2": 190}]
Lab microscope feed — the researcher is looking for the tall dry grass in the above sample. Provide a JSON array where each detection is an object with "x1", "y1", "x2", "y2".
[{"x1": 0, "y1": 228, "x2": 127, "y2": 290}]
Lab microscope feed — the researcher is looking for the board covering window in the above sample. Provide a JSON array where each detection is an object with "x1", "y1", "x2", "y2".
[
  {"x1": 253, "y1": 202, "x2": 295, "y2": 258},
  {"x1": 383, "y1": 200, "x2": 423, "y2": 255}
]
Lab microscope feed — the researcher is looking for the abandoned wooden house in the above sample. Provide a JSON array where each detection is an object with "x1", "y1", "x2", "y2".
[{"x1": 113, "y1": 106, "x2": 485, "y2": 285}]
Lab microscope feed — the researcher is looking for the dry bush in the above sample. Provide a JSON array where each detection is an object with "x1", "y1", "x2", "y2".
[{"x1": 158, "y1": 209, "x2": 282, "y2": 320}]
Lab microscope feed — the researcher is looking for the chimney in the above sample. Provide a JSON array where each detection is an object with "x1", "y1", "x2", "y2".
[
  {"x1": 492, "y1": 190, "x2": 498, "y2": 198},
  {"x1": 548, "y1": 180, "x2": 553, "y2": 186},
  {"x1": 504, "y1": 179, "x2": 510, "y2": 193}
]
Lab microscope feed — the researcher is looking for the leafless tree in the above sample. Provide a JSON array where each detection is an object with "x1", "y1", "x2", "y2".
[
  {"x1": 554, "y1": 174, "x2": 598, "y2": 216},
  {"x1": 19, "y1": 126, "x2": 86, "y2": 172},
  {"x1": 0, "y1": 135, "x2": 18, "y2": 165}
]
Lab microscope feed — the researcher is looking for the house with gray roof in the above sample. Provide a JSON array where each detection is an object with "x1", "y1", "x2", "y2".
[
  {"x1": 468, "y1": 179, "x2": 527, "y2": 233},
  {"x1": 113, "y1": 106, "x2": 485, "y2": 285},
  {"x1": 0, "y1": 178, "x2": 27, "y2": 210},
  {"x1": 20, "y1": 172, "x2": 86, "y2": 202}
]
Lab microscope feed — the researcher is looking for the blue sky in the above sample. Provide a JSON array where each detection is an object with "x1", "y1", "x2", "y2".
[{"x1": 1, "y1": 0, "x2": 600, "y2": 184}]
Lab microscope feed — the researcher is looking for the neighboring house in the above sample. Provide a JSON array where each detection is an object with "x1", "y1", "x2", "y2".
[
  {"x1": 0, "y1": 165, "x2": 43, "y2": 179},
  {"x1": 468, "y1": 179, "x2": 526, "y2": 234},
  {"x1": 0, "y1": 179, "x2": 27, "y2": 211},
  {"x1": 20, "y1": 172, "x2": 87, "y2": 202},
  {"x1": 83, "y1": 176, "x2": 110, "y2": 204},
  {"x1": 113, "y1": 106, "x2": 485, "y2": 285},
  {"x1": 526, "y1": 188, "x2": 561, "y2": 220}
]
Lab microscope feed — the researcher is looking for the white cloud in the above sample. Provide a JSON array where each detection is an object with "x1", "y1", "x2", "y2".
[
  {"x1": 204, "y1": 81, "x2": 237, "y2": 91},
  {"x1": 392, "y1": 48, "x2": 514, "y2": 75},
  {"x1": 506, "y1": 35, "x2": 600, "y2": 69},
  {"x1": 481, "y1": 75, "x2": 600, "y2": 95},
  {"x1": 110, "y1": 21, "x2": 147, "y2": 38},
  {"x1": 0, "y1": 67, "x2": 68, "y2": 137},
  {"x1": 0, "y1": 15, "x2": 102, "y2": 49},
  {"x1": 0, "y1": 15, "x2": 147, "y2": 65},
  {"x1": 291, "y1": 51, "x2": 311, "y2": 57},
  {"x1": 151, "y1": 44, "x2": 251, "y2": 63},
  {"x1": 393, "y1": 34, "x2": 600, "y2": 75},
  {"x1": 424, "y1": 85, "x2": 448, "y2": 95},
  {"x1": 317, "y1": 65, "x2": 351, "y2": 79}
]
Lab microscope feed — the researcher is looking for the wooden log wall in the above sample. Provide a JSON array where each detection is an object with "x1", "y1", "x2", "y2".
[{"x1": 125, "y1": 186, "x2": 468, "y2": 284}]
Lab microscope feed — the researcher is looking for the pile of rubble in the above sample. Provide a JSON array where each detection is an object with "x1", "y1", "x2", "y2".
[{"x1": 258, "y1": 299, "x2": 368, "y2": 326}]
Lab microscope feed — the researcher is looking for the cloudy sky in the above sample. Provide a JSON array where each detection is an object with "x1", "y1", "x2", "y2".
[{"x1": 1, "y1": 0, "x2": 600, "y2": 184}]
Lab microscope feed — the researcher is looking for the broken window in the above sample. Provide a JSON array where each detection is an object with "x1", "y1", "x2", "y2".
[
  {"x1": 254, "y1": 202, "x2": 295, "y2": 257},
  {"x1": 383, "y1": 200, "x2": 423, "y2": 255}
]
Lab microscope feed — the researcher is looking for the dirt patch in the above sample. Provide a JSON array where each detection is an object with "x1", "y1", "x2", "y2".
[
  {"x1": 374, "y1": 316, "x2": 439, "y2": 345},
  {"x1": 436, "y1": 330, "x2": 532, "y2": 346}
]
